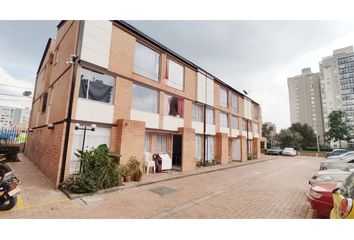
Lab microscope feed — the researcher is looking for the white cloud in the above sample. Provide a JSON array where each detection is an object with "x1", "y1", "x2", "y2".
[{"x1": 0, "y1": 66, "x2": 33, "y2": 109}]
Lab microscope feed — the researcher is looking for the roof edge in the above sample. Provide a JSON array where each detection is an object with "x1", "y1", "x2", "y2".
[{"x1": 36, "y1": 38, "x2": 53, "y2": 75}]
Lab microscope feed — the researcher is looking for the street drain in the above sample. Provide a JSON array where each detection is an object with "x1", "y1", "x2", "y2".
[{"x1": 150, "y1": 186, "x2": 175, "y2": 196}]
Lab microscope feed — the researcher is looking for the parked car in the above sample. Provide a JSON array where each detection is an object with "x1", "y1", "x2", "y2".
[
  {"x1": 309, "y1": 168, "x2": 354, "y2": 185},
  {"x1": 320, "y1": 155, "x2": 354, "y2": 170},
  {"x1": 265, "y1": 147, "x2": 283, "y2": 155},
  {"x1": 326, "y1": 149, "x2": 349, "y2": 158},
  {"x1": 330, "y1": 172, "x2": 354, "y2": 219},
  {"x1": 282, "y1": 147, "x2": 296, "y2": 156},
  {"x1": 307, "y1": 181, "x2": 339, "y2": 218},
  {"x1": 326, "y1": 151, "x2": 354, "y2": 160}
]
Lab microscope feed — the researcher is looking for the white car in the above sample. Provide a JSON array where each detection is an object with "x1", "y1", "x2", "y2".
[
  {"x1": 282, "y1": 147, "x2": 297, "y2": 156},
  {"x1": 309, "y1": 168, "x2": 354, "y2": 185},
  {"x1": 326, "y1": 151, "x2": 354, "y2": 159},
  {"x1": 320, "y1": 155, "x2": 354, "y2": 170}
]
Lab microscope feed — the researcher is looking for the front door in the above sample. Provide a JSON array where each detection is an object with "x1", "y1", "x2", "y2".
[
  {"x1": 232, "y1": 139, "x2": 241, "y2": 161},
  {"x1": 172, "y1": 135, "x2": 182, "y2": 167}
]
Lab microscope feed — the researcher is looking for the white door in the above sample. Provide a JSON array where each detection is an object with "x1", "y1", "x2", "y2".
[
  {"x1": 70, "y1": 127, "x2": 111, "y2": 174},
  {"x1": 232, "y1": 139, "x2": 241, "y2": 161}
]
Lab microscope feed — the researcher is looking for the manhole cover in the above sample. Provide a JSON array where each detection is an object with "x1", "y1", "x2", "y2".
[{"x1": 150, "y1": 186, "x2": 175, "y2": 196}]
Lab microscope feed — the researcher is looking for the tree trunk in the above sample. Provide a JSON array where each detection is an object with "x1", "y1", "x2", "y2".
[{"x1": 339, "y1": 139, "x2": 342, "y2": 148}]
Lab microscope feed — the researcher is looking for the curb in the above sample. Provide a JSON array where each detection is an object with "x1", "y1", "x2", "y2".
[{"x1": 62, "y1": 156, "x2": 280, "y2": 199}]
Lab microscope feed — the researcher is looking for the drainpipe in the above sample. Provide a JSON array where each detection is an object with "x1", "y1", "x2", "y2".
[
  {"x1": 203, "y1": 104, "x2": 206, "y2": 166},
  {"x1": 246, "y1": 118, "x2": 249, "y2": 160},
  {"x1": 59, "y1": 21, "x2": 83, "y2": 185}
]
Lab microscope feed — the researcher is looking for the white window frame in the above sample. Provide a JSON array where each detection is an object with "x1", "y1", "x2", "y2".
[
  {"x1": 166, "y1": 59, "x2": 184, "y2": 91},
  {"x1": 220, "y1": 87, "x2": 228, "y2": 108}
]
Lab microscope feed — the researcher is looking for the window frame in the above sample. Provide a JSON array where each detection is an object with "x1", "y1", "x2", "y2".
[
  {"x1": 131, "y1": 83, "x2": 159, "y2": 114},
  {"x1": 133, "y1": 41, "x2": 161, "y2": 82},
  {"x1": 206, "y1": 107, "x2": 215, "y2": 124},
  {"x1": 166, "y1": 58, "x2": 185, "y2": 91},
  {"x1": 78, "y1": 68, "x2": 116, "y2": 105},
  {"x1": 192, "y1": 103, "x2": 204, "y2": 122},
  {"x1": 220, "y1": 111, "x2": 229, "y2": 128},
  {"x1": 220, "y1": 87, "x2": 228, "y2": 108}
]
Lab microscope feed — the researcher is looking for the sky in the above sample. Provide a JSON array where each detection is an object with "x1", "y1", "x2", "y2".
[{"x1": 2, "y1": 20, "x2": 354, "y2": 131}]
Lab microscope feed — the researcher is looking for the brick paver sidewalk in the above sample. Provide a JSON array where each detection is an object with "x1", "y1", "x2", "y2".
[{"x1": 1, "y1": 154, "x2": 321, "y2": 218}]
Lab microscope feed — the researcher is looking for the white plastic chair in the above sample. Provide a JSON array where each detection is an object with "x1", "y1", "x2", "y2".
[{"x1": 144, "y1": 152, "x2": 155, "y2": 175}]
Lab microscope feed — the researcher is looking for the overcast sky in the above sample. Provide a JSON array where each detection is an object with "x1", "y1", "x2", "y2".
[{"x1": 1, "y1": 20, "x2": 354, "y2": 131}]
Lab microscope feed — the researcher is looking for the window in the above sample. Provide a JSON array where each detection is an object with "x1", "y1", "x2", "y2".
[
  {"x1": 145, "y1": 133, "x2": 151, "y2": 152},
  {"x1": 132, "y1": 84, "x2": 159, "y2": 113},
  {"x1": 155, "y1": 134, "x2": 167, "y2": 153},
  {"x1": 231, "y1": 116, "x2": 238, "y2": 129},
  {"x1": 70, "y1": 127, "x2": 111, "y2": 174},
  {"x1": 195, "y1": 135, "x2": 203, "y2": 162},
  {"x1": 166, "y1": 59, "x2": 184, "y2": 90},
  {"x1": 41, "y1": 92, "x2": 48, "y2": 113},
  {"x1": 205, "y1": 136, "x2": 215, "y2": 162},
  {"x1": 79, "y1": 68, "x2": 115, "y2": 104},
  {"x1": 231, "y1": 93, "x2": 238, "y2": 112},
  {"x1": 164, "y1": 94, "x2": 183, "y2": 117},
  {"x1": 254, "y1": 105, "x2": 259, "y2": 119},
  {"x1": 192, "y1": 103, "x2": 203, "y2": 122},
  {"x1": 254, "y1": 123, "x2": 259, "y2": 134},
  {"x1": 220, "y1": 87, "x2": 228, "y2": 107},
  {"x1": 134, "y1": 42, "x2": 160, "y2": 81},
  {"x1": 242, "y1": 119, "x2": 247, "y2": 131},
  {"x1": 206, "y1": 108, "x2": 214, "y2": 124},
  {"x1": 220, "y1": 112, "x2": 228, "y2": 127}
]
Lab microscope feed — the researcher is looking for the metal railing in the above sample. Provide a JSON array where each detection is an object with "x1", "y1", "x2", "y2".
[{"x1": 0, "y1": 127, "x2": 28, "y2": 145}]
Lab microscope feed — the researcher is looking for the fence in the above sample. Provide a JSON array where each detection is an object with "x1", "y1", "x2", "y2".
[{"x1": 0, "y1": 127, "x2": 28, "y2": 145}]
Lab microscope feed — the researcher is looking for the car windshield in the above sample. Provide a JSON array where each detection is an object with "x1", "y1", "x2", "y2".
[{"x1": 343, "y1": 172, "x2": 354, "y2": 198}]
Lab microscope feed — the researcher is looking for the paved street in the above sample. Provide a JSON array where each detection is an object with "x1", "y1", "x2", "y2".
[{"x1": 1, "y1": 155, "x2": 322, "y2": 218}]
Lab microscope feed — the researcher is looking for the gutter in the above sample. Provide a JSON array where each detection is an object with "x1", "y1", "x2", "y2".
[{"x1": 58, "y1": 20, "x2": 84, "y2": 185}]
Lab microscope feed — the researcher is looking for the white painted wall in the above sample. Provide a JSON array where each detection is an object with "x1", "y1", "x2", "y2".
[
  {"x1": 81, "y1": 21, "x2": 112, "y2": 69},
  {"x1": 130, "y1": 109, "x2": 159, "y2": 129},
  {"x1": 220, "y1": 126, "x2": 229, "y2": 136},
  {"x1": 197, "y1": 72, "x2": 206, "y2": 103},
  {"x1": 192, "y1": 121, "x2": 204, "y2": 134},
  {"x1": 162, "y1": 116, "x2": 184, "y2": 131},
  {"x1": 206, "y1": 77, "x2": 214, "y2": 106},
  {"x1": 205, "y1": 124, "x2": 216, "y2": 135},
  {"x1": 76, "y1": 98, "x2": 114, "y2": 123},
  {"x1": 254, "y1": 133, "x2": 259, "y2": 138}
]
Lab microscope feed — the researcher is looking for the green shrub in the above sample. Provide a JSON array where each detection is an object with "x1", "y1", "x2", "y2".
[{"x1": 61, "y1": 144, "x2": 122, "y2": 193}]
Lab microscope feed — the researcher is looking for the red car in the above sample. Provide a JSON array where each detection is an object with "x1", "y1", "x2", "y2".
[{"x1": 306, "y1": 182, "x2": 338, "y2": 218}]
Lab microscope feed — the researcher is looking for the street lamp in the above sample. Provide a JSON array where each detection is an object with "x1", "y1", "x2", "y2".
[{"x1": 74, "y1": 123, "x2": 96, "y2": 172}]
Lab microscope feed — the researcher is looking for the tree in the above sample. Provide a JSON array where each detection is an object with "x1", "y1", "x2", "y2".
[
  {"x1": 262, "y1": 123, "x2": 271, "y2": 140},
  {"x1": 325, "y1": 110, "x2": 351, "y2": 148},
  {"x1": 275, "y1": 129, "x2": 303, "y2": 149},
  {"x1": 289, "y1": 123, "x2": 317, "y2": 148}
]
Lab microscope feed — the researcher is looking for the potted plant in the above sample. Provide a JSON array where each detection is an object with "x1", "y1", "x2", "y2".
[
  {"x1": 120, "y1": 164, "x2": 132, "y2": 182},
  {"x1": 128, "y1": 156, "x2": 143, "y2": 182}
]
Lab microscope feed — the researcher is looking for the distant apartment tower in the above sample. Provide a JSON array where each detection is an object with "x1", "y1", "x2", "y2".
[
  {"x1": 319, "y1": 46, "x2": 354, "y2": 136},
  {"x1": 0, "y1": 106, "x2": 30, "y2": 129},
  {"x1": 287, "y1": 68, "x2": 324, "y2": 139}
]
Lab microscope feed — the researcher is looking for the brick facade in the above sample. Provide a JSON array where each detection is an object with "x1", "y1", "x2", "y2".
[{"x1": 26, "y1": 20, "x2": 263, "y2": 187}]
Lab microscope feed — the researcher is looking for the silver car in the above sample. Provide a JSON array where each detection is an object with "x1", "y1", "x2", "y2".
[
  {"x1": 309, "y1": 168, "x2": 354, "y2": 185},
  {"x1": 320, "y1": 155, "x2": 354, "y2": 170},
  {"x1": 326, "y1": 151, "x2": 354, "y2": 160}
]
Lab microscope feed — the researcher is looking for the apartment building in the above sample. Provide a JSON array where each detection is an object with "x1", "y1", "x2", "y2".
[
  {"x1": 287, "y1": 68, "x2": 324, "y2": 140},
  {"x1": 0, "y1": 105, "x2": 30, "y2": 129},
  {"x1": 320, "y1": 46, "x2": 354, "y2": 136},
  {"x1": 25, "y1": 21, "x2": 262, "y2": 187}
]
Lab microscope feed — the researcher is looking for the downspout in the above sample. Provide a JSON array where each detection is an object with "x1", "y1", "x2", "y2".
[
  {"x1": 59, "y1": 21, "x2": 84, "y2": 185},
  {"x1": 203, "y1": 104, "x2": 206, "y2": 166}
]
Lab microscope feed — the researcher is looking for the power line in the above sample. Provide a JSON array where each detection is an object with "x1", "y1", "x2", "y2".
[
  {"x1": 0, "y1": 98, "x2": 32, "y2": 101},
  {"x1": 0, "y1": 83, "x2": 33, "y2": 89},
  {"x1": 0, "y1": 93, "x2": 30, "y2": 98}
]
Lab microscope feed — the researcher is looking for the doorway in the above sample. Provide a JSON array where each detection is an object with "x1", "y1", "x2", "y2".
[
  {"x1": 172, "y1": 135, "x2": 182, "y2": 167},
  {"x1": 231, "y1": 139, "x2": 241, "y2": 161}
]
